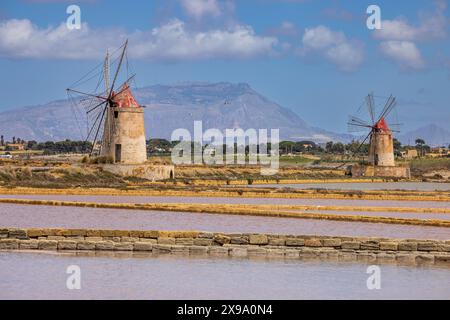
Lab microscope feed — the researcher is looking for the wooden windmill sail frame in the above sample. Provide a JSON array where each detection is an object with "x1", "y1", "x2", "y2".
[
  {"x1": 66, "y1": 40, "x2": 136, "y2": 156},
  {"x1": 347, "y1": 93, "x2": 400, "y2": 166}
]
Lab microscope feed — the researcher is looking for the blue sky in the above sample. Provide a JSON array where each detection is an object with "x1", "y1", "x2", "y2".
[{"x1": 0, "y1": 0, "x2": 449, "y2": 133}]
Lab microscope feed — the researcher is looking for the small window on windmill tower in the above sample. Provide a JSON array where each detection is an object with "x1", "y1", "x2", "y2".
[{"x1": 114, "y1": 111, "x2": 119, "y2": 118}]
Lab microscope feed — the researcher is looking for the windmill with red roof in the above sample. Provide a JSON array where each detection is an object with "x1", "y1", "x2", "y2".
[
  {"x1": 66, "y1": 40, "x2": 148, "y2": 164},
  {"x1": 348, "y1": 93, "x2": 400, "y2": 167}
]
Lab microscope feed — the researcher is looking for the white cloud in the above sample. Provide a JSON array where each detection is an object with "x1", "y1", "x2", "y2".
[
  {"x1": 302, "y1": 25, "x2": 345, "y2": 49},
  {"x1": 373, "y1": 1, "x2": 447, "y2": 71},
  {"x1": 266, "y1": 21, "x2": 299, "y2": 37},
  {"x1": 0, "y1": 19, "x2": 120, "y2": 59},
  {"x1": 374, "y1": 0, "x2": 447, "y2": 42},
  {"x1": 325, "y1": 42, "x2": 364, "y2": 71},
  {"x1": 0, "y1": 18, "x2": 277, "y2": 61},
  {"x1": 379, "y1": 41, "x2": 425, "y2": 70},
  {"x1": 374, "y1": 19, "x2": 420, "y2": 41},
  {"x1": 180, "y1": 0, "x2": 221, "y2": 20},
  {"x1": 301, "y1": 25, "x2": 364, "y2": 71},
  {"x1": 374, "y1": 16, "x2": 447, "y2": 42},
  {"x1": 131, "y1": 19, "x2": 277, "y2": 60}
]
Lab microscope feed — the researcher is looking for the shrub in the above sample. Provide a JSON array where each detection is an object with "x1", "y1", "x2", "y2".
[{"x1": 89, "y1": 156, "x2": 113, "y2": 164}]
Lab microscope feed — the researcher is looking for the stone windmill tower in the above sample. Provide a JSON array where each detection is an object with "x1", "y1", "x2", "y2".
[
  {"x1": 348, "y1": 93, "x2": 399, "y2": 167},
  {"x1": 368, "y1": 117, "x2": 394, "y2": 166},
  {"x1": 68, "y1": 40, "x2": 147, "y2": 164},
  {"x1": 67, "y1": 40, "x2": 174, "y2": 180},
  {"x1": 99, "y1": 82, "x2": 147, "y2": 164}
]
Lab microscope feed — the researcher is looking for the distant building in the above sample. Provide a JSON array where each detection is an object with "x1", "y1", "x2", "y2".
[
  {"x1": 430, "y1": 147, "x2": 449, "y2": 155},
  {"x1": 401, "y1": 149, "x2": 418, "y2": 159},
  {"x1": 6, "y1": 143, "x2": 25, "y2": 151},
  {"x1": 426, "y1": 147, "x2": 449, "y2": 158}
]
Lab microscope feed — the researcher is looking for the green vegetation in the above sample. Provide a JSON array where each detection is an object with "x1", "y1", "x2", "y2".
[
  {"x1": 409, "y1": 158, "x2": 450, "y2": 171},
  {"x1": 147, "y1": 139, "x2": 174, "y2": 155},
  {"x1": 26, "y1": 140, "x2": 92, "y2": 155},
  {"x1": 0, "y1": 166, "x2": 128, "y2": 188},
  {"x1": 280, "y1": 141, "x2": 322, "y2": 154},
  {"x1": 279, "y1": 155, "x2": 314, "y2": 166},
  {"x1": 0, "y1": 150, "x2": 44, "y2": 156},
  {"x1": 82, "y1": 156, "x2": 114, "y2": 164},
  {"x1": 414, "y1": 138, "x2": 431, "y2": 157}
]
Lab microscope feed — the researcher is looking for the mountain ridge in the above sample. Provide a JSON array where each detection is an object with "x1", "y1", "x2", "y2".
[
  {"x1": 0, "y1": 82, "x2": 446, "y2": 146},
  {"x1": 398, "y1": 124, "x2": 450, "y2": 147},
  {"x1": 0, "y1": 82, "x2": 349, "y2": 143}
]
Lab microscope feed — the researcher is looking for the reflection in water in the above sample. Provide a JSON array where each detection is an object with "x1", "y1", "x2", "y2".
[
  {"x1": 247, "y1": 182, "x2": 450, "y2": 191},
  {"x1": 0, "y1": 194, "x2": 449, "y2": 208},
  {"x1": 0, "y1": 251, "x2": 449, "y2": 300},
  {"x1": 1, "y1": 203, "x2": 449, "y2": 239},
  {"x1": 289, "y1": 210, "x2": 450, "y2": 221}
]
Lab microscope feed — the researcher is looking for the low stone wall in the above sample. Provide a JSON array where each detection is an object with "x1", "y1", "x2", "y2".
[
  {"x1": 1, "y1": 228, "x2": 449, "y2": 265},
  {"x1": 351, "y1": 165, "x2": 411, "y2": 179},
  {"x1": 101, "y1": 164, "x2": 174, "y2": 181},
  {"x1": 1, "y1": 186, "x2": 448, "y2": 202},
  {"x1": 1, "y1": 199, "x2": 448, "y2": 227}
]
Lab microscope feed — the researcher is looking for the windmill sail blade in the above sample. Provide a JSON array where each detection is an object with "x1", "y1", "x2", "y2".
[
  {"x1": 348, "y1": 124, "x2": 372, "y2": 133},
  {"x1": 348, "y1": 115, "x2": 372, "y2": 132},
  {"x1": 108, "y1": 40, "x2": 129, "y2": 99},
  {"x1": 90, "y1": 106, "x2": 108, "y2": 155},
  {"x1": 366, "y1": 93, "x2": 375, "y2": 125},
  {"x1": 377, "y1": 95, "x2": 394, "y2": 122},
  {"x1": 348, "y1": 115, "x2": 371, "y2": 127},
  {"x1": 348, "y1": 122, "x2": 373, "y2": 129},
  {"x1": 66, "y1": 88, "x2": 107, "y2": 101},
  {"x1": 85, "y1": 105, "x2": 106, "y2": 143},
  {"x1": 87, "y1": 100, "x2": 107, "y2": 114},
  {"x1": 120, "y1": 74, "x2": 136, "y2": 88},
  {"x1": 379, "y1": 97, "x2": 397, "y2": 120},
  {"x1": 111, "y1": 74, "x2": 136, "y2": 98},
  {"x1": 355, "y1": 131, "x2": 372, "y2": 154}
]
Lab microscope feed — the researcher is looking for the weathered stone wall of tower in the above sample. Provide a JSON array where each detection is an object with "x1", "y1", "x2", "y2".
[
  {"x1": 102, "y1": 164, "x2": 175, "y2": 181},
  {"x1": 350, "y1": 165, "x2": 410, "y2": 178},
  {"x1": 98, "y1": 97, "x2": 175, "y2": 181},
  {"x1": 111, "y1": 107, "x2": 147, "y2": 164},
  {"x1": 368, "y1": 132, "x2": 395, "y2": 167}
]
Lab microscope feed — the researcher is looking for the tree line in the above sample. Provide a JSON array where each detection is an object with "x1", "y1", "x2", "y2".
[
  {"x1": 0, "y1": 135, "x2": 26, "y2": 146},
  {"x1": 0, "y1": 136, "x2": 443, "y2": 156},
  {"x1": 27, "y1": 140, "x2": 93, "y2": 154},
  {"x1": 317, "y1": 138, "x2": 437, "y2": 157}
]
